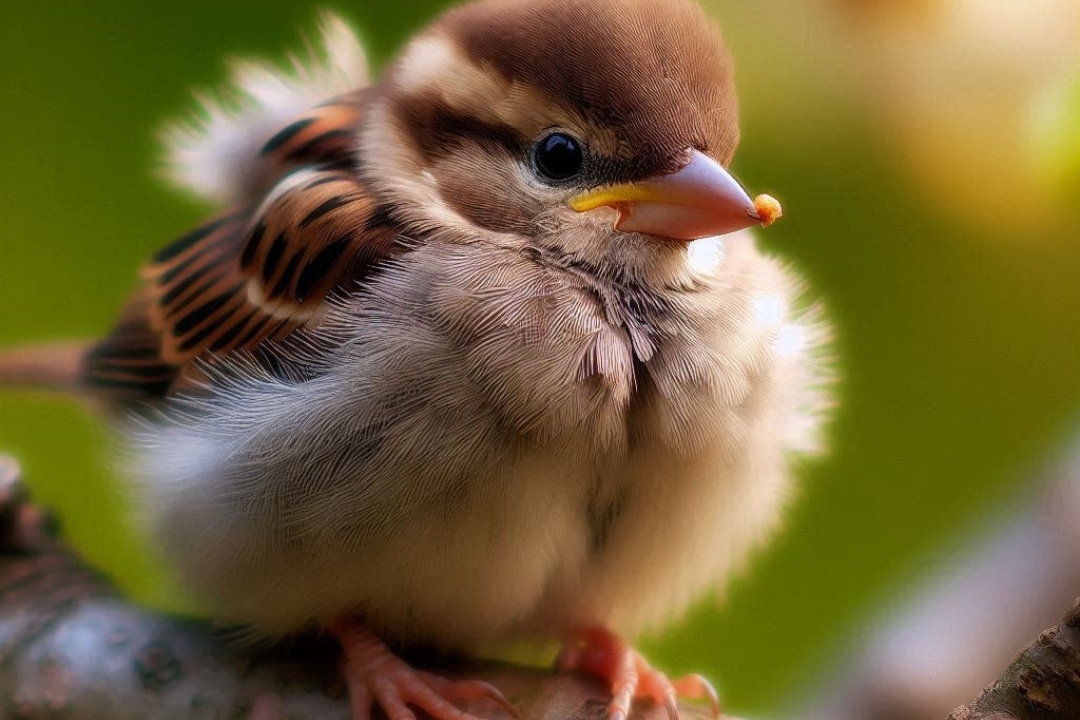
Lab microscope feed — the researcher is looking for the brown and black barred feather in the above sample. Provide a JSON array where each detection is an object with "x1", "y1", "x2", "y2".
[
  {"x1": 250, "y1": 91, "x2": 368, "y2": 197},
  {"x1": 85, "y1": 97, "x2": 403, "y2": 402}
]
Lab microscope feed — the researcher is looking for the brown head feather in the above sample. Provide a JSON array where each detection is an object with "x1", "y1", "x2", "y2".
[
  {"x1": 367, "y1": 0, "x2": 744, "y2": 242},
  {"x1": 395, "y1": 0, "x2": 740, "y2": 179}
]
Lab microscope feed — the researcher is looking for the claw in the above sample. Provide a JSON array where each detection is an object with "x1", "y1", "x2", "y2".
[
  {"x1": 332, "y1": 618, "x2": 515, "y2": 720},
  {"x1": 558, "y1": 627, "x2": 722, "y2": 720},
  {"x1": 663, "y1": 694, "x2": 680, "y2": 720},
  {"x1": 418, "y1": 672, "x2": 520, "y2": 718},
  {"x1": 671, "y1": 674, "x2": 720, "y2": 718}
]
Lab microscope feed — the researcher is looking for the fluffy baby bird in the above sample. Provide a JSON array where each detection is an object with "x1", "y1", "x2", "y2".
[{"x1": 0, "y1": 0, "x2": 829, "y2": 719}]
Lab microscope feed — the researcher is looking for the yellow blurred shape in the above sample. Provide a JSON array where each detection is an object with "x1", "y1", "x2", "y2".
[
  {"x1": 1030, "y1": 62, "x2": 1080, "y2": 202},
  {"x1": 839, "y1": 0, "x2": 1080, "y2": 238}
]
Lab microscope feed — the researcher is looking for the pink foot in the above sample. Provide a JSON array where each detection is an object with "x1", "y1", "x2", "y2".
[
  {"x1": 557, "y1": 627, "x2": 720, "y2": 720},
  {"x1": 331, "y1": 618, "x2": 517, "y2": 720}
]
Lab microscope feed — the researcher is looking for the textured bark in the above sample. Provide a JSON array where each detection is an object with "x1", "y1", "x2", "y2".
[
  {"x1": 0, "y1": 455, "x2": 726, "y2": 720},
  {"x1": 946, "y1": 599, "x2": 1080, "y2": 720}
]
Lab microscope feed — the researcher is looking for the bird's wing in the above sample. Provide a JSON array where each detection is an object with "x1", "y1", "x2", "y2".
[
  {"x1": 85, "y1": 101, "x2": 401, "y2": 401},
  {"x1": 242, "y1": 90, "x2": 368, "y2": 199}
]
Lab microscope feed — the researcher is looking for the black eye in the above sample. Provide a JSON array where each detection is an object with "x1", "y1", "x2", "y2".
[{"x1": 532, "y1": 132, "x2": 584, "y2": 181}]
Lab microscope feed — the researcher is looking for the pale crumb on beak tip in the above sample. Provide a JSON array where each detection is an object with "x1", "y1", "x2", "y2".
[{"x1": 752, "y1": 194, "x2": 783, "y2": 227}]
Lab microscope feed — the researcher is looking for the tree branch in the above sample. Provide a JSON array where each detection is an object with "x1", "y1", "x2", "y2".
[
  {"x1": 0, "y1": 455, "x2": 723, "y2": 720},
  {"x1": 946, "y1": 599, "x2": 1080, "y2": 720},
  {"x1": 6, "y1": 450, "x2": 1080, "y2": 720}
]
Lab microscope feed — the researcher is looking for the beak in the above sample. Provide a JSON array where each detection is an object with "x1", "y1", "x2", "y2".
[{"x1": 570, "y1": 149, "x2": 764, "y2": 241}]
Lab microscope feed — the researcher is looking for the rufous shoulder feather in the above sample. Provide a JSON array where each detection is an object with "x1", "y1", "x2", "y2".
[{"x1": 162, "y1": 12, "x2": 369, "y2": 205}]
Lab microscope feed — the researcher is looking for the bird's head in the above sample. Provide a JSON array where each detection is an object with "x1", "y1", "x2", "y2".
[{"x1": 361, "y1": 0, "x2": 768, "y2": 272}]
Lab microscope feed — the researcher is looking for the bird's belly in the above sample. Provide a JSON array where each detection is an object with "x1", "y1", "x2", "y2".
[
  {"x1": 161, "y1": 440, "x2": 599, "y2": 649},
  {"x1": 323, "y1": 440, "x2": 785, "y2": 651},
  {"x1": 325, "y1": 450, "x2": 599, "y2": 650},
  {"x1": 521, "y1": 431, "x2": 794, "y2": 640},
  {"x1": 145, "y1": 403, "x2": 790, "y2": 651}
]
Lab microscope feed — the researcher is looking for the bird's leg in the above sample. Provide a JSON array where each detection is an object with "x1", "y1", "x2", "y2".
[
  {"x1": 556, "y1": 627, "x2": 720, "y2": 720},
  {"x1": 331, "y1": 617, "x2": 517, "y2": 720}
]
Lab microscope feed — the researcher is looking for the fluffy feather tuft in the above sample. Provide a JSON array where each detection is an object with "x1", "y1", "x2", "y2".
[{"x1": 161, "y1": 12, "x2": 369, "y2": 203}]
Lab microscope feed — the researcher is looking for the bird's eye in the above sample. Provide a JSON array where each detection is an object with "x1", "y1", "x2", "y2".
[{"x1": 532, "y1": 132, "x2": 584, "y2": 181}]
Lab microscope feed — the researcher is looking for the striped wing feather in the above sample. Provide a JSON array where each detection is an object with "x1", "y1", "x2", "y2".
[
  {"x1": 248, "y1": 91, "x2": 367, "y2": 197},
  {"x1": 85, "y1": 98, "x2": 401, "y2": 400}
]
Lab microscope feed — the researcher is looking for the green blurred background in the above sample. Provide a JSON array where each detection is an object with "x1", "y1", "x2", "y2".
[{"x1": 1, "y1": 0, "x2": 1078, "y2": 716}]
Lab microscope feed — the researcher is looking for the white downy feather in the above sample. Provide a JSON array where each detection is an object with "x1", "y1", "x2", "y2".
[{"x1": 161, "y1": 12, "x2": 369, "y2": 204}]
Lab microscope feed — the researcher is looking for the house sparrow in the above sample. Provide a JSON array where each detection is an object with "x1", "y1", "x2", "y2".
[{"x1": 0, "y1": 1, "x2": 828, "y2": 719}]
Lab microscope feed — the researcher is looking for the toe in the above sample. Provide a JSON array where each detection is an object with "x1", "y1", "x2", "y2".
[
  {"x1": 418, "y1": 674, "x2": 519, "y2": 717},
  {"x1": 663, "y1": 695, "x2": 680, "y2": 720},
  {"x1": 334, "y1": 619, "x2": 514, "y2": 720},
  {"x1": 671, "y1": 674, "x2": 720, "y2": 717},
  {"x1": 606, "y1": 649, "x2": 638, "y2": 720},
  {"x1": 634, "y1": 658, "x2": 679, "y2": 719},
  {"x1": 558, "y1": 628, "x2": 721, "y2": 720},
  {"x1": 342, "y1": 672, "x2": 374, "y2": 720}
]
